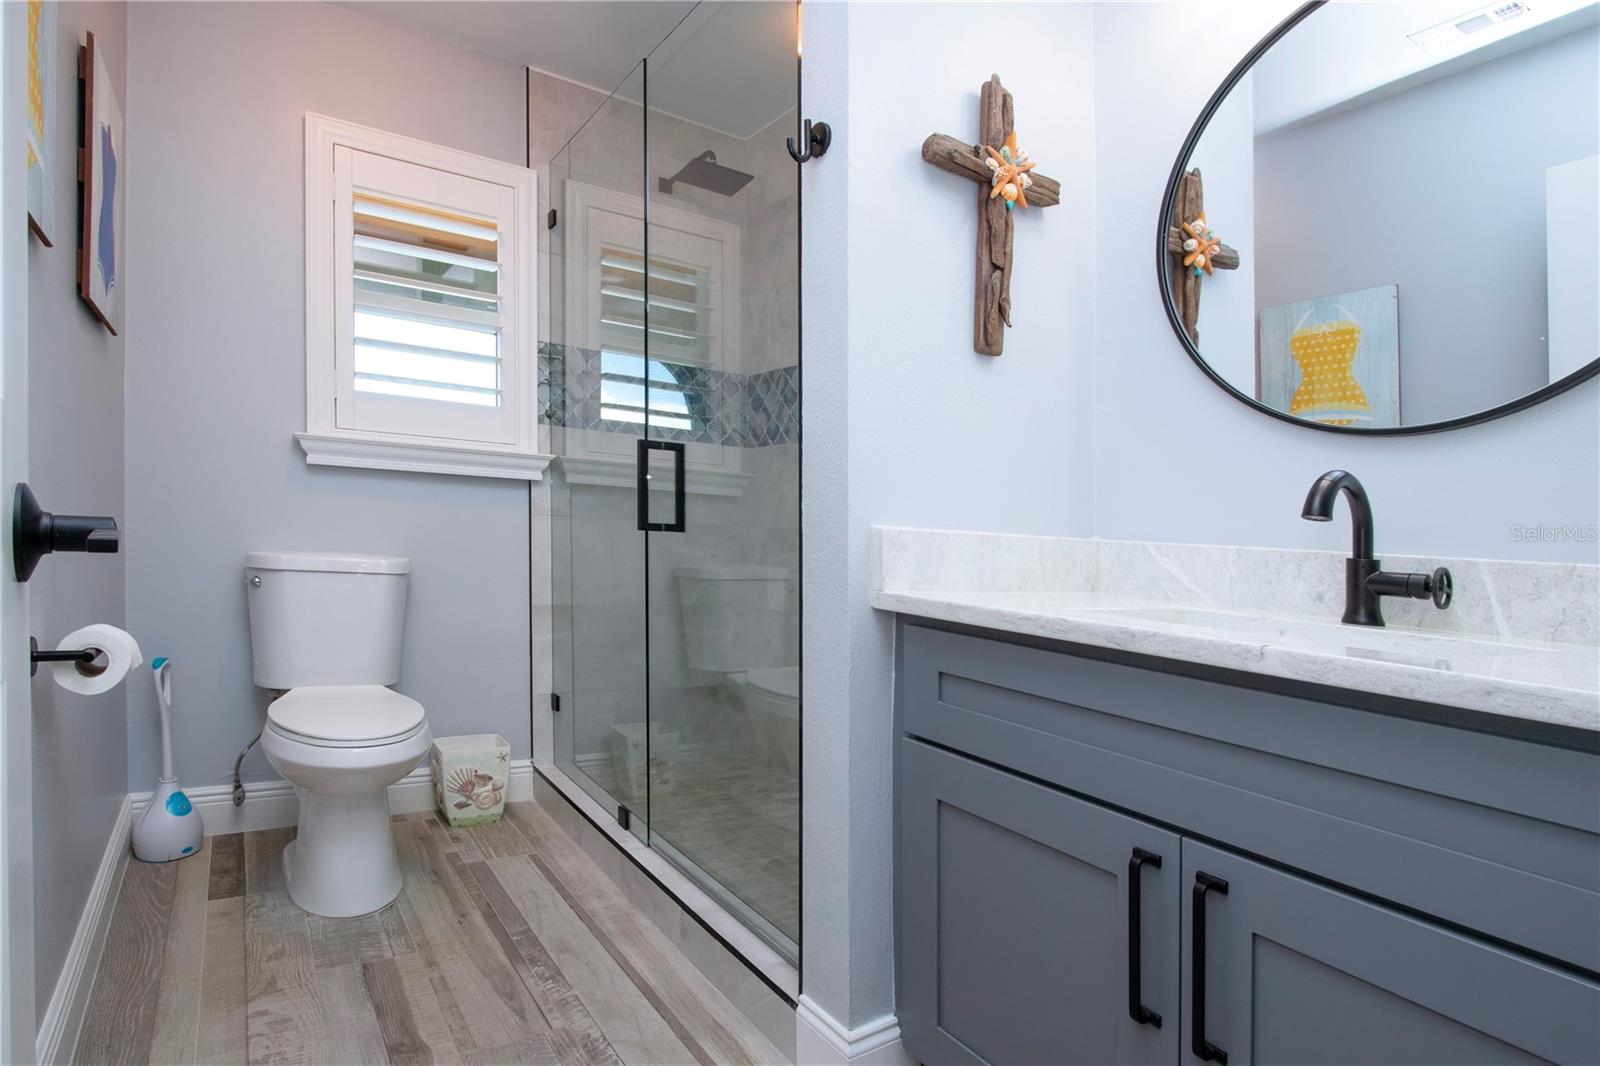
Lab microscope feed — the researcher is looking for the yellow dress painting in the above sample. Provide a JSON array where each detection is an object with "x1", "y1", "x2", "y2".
[
  {"x1": 1258, "y1": 285, "x2": 1401, "y2": 428},
  {"x1": 1288, "y1": 320, "x2": 1370, "y2": 426}
]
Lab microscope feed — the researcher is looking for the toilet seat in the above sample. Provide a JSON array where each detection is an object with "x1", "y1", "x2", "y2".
[
  {"x1": 741, "y1": 666, "x2": 798, "y2": 702},
  {"x1": 268, "y1": 684, "x2": 426, "y2": 747}
]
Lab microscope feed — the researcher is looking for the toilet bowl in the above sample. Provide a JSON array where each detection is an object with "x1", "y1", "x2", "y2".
[
  {"x1": 261, "y1": 685, "x2": 430, "y2": 917},
  {"x1": 674, "y1": 564, "x2": 798, "y2": 770},
  {"x1": 245, "y1": 550, "x2": 427, "y2": 918},
  {"x1": 733, "y1": 666, "x2": 798, "y2": 774}
]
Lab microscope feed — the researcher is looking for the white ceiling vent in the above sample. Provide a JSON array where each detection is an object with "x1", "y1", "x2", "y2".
[{"x1": 1409, "y1": 1, "x2": 1535, "y2": 52}]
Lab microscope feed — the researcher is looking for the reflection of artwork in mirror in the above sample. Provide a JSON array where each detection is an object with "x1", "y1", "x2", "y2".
[
  {"x1": 1259, "y1": 286, "x2": 1399, "y2": 428},
  {"x1": 1163, "y1": 0, "x2": 1600, "y2": 433}
]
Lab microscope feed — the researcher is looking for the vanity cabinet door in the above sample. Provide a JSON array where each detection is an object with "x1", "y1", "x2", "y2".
[
  {"x1": 1181, "y1": 840, "x2": 1600, "y2": 1066},
  {"x1": 898, "y1": 739, "x2": 1181, "y2": 1065}
]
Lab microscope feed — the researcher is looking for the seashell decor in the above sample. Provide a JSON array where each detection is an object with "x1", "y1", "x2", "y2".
[{"x1": 430, "y1": 734, "x2": 511, "y2": 826}]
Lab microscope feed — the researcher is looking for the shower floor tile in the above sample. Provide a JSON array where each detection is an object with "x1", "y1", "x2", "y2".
[
  {"x1": 73, "y1": 803, "x2": 787, "y2": 1066},
  {"x1": 581, "y1": 746, "x2": 800, "y2": 944}
]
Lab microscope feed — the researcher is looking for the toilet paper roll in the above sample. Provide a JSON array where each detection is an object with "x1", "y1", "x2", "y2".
[{"x1": 51, "y1": 624, "x2": 144, "y2": 696}]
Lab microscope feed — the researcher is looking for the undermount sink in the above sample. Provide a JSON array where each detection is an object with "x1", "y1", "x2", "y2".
[
  {"x1": 1085, "y1": 605, "x2": 1302, "y2": 636},
  {"x1": 1080, "y1": 604, "x2": 1540, "y2": 661}
]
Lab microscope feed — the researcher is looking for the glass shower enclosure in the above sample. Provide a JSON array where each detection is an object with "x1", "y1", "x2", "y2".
[{"x1": 546, "y1": 1, "x2": 800, "y2": 962}]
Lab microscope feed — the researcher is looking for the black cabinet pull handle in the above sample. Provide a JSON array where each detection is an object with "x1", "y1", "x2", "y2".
[
  {"x1": 635, "y1": 439, "x2": 686, "y2": 533},
  {"x1": 1127, "y1": 847, "x2": 1162, "y2": 1027},
  {"x1": 1192, "y1": 871, "x2": 1229, "y2": 1064}
]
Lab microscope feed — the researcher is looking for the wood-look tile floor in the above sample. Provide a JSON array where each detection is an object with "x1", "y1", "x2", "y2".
[{"x1": 73, "y1": 802, "x2": 787, "y2": 1066}]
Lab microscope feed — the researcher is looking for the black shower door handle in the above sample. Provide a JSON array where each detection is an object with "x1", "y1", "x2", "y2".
[{"x1": 636, "y1": 439, "x2": 686, "y2": 533}]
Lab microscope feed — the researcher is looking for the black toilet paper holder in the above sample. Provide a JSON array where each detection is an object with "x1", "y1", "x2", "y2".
[{"x1": 29, "y1": 636, "x2": 104, "y2": 678}]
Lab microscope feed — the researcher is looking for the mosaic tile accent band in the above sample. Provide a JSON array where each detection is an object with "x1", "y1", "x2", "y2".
[{"x1": 539, "y1": 343, "x2": 800, "y2": 448}]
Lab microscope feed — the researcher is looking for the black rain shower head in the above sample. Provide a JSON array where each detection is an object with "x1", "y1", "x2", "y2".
[{"x1": 658, "y1": 150, "x2": 754, "y2": 197}]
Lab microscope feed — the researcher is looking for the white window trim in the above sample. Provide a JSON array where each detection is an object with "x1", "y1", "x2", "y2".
[
  {"x1": 300, "y1": 113, "x2": 552, "y2": 481},
  {"x1": 559, "y1": 179, "x2": 747, "y2": 495}
]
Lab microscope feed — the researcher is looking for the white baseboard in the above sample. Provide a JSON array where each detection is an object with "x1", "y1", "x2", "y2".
[
  {"x1": 129, "y1": 759, "x2": 536, "y2": 835},
  {"x1": 36, "y1": 795, "x2": 133, "y2": 1066},
  {"x1": 795, "y1": 996, "x2": 911, "y2": 1066}
]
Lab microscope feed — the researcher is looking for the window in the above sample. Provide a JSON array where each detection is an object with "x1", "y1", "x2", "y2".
[
  {"x1": 300, "y1": 114, "x2": 548, "y2": 480},
  {"x1": 560, "y1": 181, "x2": 744, "y2": 493}
]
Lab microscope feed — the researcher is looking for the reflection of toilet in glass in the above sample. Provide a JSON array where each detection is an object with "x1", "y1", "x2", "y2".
[
  {"x1": 677, "y1": 565, "x2": 798, "y2": 774},
  {"x1": 1289, "y1": 318, "x2": 1371, "y2": 426}
]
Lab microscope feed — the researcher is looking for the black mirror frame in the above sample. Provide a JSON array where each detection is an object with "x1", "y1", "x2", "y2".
[{"x1": 1157, "y1": 0, "x2": 1600, "y2": 436}]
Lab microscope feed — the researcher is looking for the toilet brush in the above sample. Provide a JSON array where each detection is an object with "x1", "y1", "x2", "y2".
[{"x1": 131, "y1": 657, "x2": 205, "y2": 862}]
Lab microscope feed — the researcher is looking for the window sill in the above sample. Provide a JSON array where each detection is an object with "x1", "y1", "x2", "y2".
[{"x1": 295, "y1": 432, "x2": 554, "y2": 482}]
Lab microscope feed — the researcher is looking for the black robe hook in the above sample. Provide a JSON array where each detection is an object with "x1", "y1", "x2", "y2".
[{"x1": 787, "y1": 119, "x2": 832, "y2": 163}]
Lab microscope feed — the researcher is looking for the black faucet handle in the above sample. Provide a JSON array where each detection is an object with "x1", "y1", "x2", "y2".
[
  {"x1": 1364, "y1": 565, "x2": 1454, "y2": 613},
  {"x1": 1428, "y1": 567, "x2": 1453, "y2": 610}
]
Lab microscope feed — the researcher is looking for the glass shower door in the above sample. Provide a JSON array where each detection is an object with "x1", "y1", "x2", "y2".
[
  {"x1": 549, "y1": 0, "x2": 800, "y2": 963},
  {"x1": 548, "y1": 63, "x2": 652, "y2": 845},
  {"x1": 642, "y1": 1, "x2": 801, "y2": 957}
]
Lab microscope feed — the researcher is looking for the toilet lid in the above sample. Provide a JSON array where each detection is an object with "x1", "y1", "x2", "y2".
[
  {"x1": 268, "y1": 685, "x2": 426, "y2": 744},
  {"x1": 744, "y1": 666, "x2": 798, "y2": 701}
]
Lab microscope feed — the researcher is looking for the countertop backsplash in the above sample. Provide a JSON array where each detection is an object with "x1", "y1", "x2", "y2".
[{"x1": 872, "y1": 527, "x2": 1598, "y2": 648}]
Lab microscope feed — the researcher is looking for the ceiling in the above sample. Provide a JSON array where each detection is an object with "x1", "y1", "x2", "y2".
[
  {"x1": 1253, "y1": 0, "x2": 1598, "y2": 133},
  {"x1": 343, "y1": 1, "x2": 797, "y2": 139}
]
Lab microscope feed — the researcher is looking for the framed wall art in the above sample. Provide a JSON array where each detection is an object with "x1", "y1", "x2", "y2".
[{"x1": 79, "y1": 30, "x2": 123, "y2": 334}]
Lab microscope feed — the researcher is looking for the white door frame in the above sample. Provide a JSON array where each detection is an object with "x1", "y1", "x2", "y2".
[{"x1": 1, "y1": 1, "x2": 37, "y2": 1060}]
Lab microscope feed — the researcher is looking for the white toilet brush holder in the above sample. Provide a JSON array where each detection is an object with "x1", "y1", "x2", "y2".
[{"x1": 132, "y1": 657, "x2": 204, "y2": 862}]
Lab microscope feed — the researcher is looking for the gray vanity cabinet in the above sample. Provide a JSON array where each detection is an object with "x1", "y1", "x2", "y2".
[
  {"x1": 1182, "y1": 841, "x2": 1599, "y2": 1066},
  {"x1": 898, "y1": 739, "x2": 1181, "y2": 1065},
  {"x1": 894, "y1": 621, "x2": 1600, "y2": 1065}
]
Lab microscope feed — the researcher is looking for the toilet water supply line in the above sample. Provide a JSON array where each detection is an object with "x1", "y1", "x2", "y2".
[{"x1": 232, "y1": 730, "x2": 261, "y2": 806}]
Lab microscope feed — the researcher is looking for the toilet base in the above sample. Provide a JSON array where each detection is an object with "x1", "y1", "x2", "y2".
[{"x1": 283, "y1": 787, "x2": 403, "y2": 918}]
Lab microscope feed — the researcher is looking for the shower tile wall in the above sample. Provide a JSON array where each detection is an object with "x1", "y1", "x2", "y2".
[{"x1": 541, "y1": 346, "x2": 800, "y2": 447}]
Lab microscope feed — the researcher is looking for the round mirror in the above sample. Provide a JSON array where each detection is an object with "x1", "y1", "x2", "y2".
[{"x1": 1160, "y1": 0, "x2": 1600, "y2": 434}]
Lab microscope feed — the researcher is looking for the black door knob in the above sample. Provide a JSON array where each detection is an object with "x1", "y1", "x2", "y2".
[{"x1": 13, "y1": 482, "x2": 120, "y2": 582}]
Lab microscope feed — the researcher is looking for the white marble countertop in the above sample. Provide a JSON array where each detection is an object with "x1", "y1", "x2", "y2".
[{"x1": 871, "y1": 588, "x2": 1600, "y2": 732}]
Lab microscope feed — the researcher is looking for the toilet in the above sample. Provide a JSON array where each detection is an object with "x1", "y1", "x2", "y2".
[
  {"x1": 676, "y1": 565, "x2": 798, "y2": 772},
  {"x1": 245, "y1": 550, "x2": 431, "y2": 918}
]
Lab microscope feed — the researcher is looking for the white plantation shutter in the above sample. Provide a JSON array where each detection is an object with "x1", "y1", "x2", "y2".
[
  {"x1": 301, "y1": 115, "x2": 543, "y2": 480},
  {"x1": 333, "y1": 146, "x2": 521, "y2": 445},
  {"x1": 351, "y1": 195, "x2": 502, "y2": 407}
]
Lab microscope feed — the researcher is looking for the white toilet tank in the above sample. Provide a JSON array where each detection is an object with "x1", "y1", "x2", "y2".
[
  {"x1": 245, "y1": 551, "x2": 410, "y2": 689},
  {"x1": 676, "y1": 565, "x2": 796, "y2": 673}
]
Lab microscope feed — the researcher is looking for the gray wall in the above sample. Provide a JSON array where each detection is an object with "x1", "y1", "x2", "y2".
[
  {"x1": 1091, "y1": 0, "x2": 1599, "y2": 565},
  {"x1": 28, "y1": 0, "x2": 128, "y2": 1027},
  {"x1": 1253, "y1": 27, "x2": 1599, "y2": 426},
  {"x1": 800, "y1": 0, "x2": 1099, "y2": 1034},
  {"x1": 124, "y1": 2, "x2": 533, "y2": 791}
]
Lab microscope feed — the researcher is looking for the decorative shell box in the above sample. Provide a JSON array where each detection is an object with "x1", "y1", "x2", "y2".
[{"x1": 430, "y1": 734, "x2": 510, "y2": 826}]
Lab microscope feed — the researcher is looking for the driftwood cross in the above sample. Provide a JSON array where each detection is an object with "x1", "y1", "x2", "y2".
[
  {"x1": 922, "y1": 75, "x2": 1061, "y2": 357},
  {"x1": 1166, "y1": 167, "x2": 1240, "y2": 344}
]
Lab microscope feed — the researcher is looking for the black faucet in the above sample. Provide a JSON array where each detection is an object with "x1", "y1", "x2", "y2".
[{"x1": 1301, "y1": 470, "x2": 1452, "y2": 627}]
